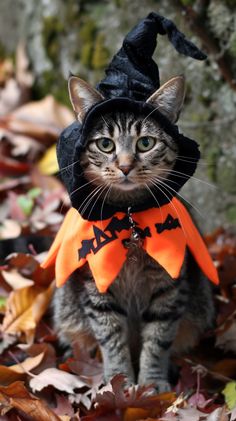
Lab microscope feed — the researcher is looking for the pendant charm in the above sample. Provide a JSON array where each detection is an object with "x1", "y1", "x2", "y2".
[{"x1": 127, "y1": 207, "x2": 143, "y2": 247}]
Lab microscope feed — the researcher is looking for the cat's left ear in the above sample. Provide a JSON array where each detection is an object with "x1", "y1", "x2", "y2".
[
  {"x1": 68, "y1": 76, "x2": 104, "y2": 123},
  {"x1": 146, "y1": 75, "x2": 186, "y2": 123}
]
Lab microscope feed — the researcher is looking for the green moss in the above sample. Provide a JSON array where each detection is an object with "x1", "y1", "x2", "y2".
[
  {"x1": 0, "y1": 41, "x2": 7, "y2": 59},
  {"x1": 222, "y1": 0, "x2": 236, "y2": 9},
  {"x1": 218, "y1": 161, "x2": 236, "y2": 194},
  {"x1": 226, "y1": 206, "x2": 236, "y2": 223},
  {"x1": 80, "y1": 18, "x2": 97, "y2": 42},
  {"x1": 112, "y1": 0, "x2": 125, "y2": 6},
  {"x1": 180, "y1": 0, "x2": 196, "y2": 5},
  {"x1": 206, "y1": 146, "x2": 221, "y2": 182},
  {"x1": 81, "y1": 42, "x2": 94, "y2": 68},
  {"x1": 92, "y1": 33, "x2": 109, "y2": 70},
  {"x1": 32, "y1": 70, "x2": 70, "y2": 107},
  {"x1": 42, "y1": 16, "x2": 64, "y2": 64},
  {"x1": 229, "y1": 33, "x2": 236, "y2": 57}
]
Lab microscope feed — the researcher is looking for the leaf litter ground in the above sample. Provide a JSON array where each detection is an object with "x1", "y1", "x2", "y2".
[{"x1": 0, "y1": 49, "x2": 236, "y2": 421}]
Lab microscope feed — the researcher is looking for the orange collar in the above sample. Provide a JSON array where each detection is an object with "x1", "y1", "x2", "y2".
[{"x1": 41, "y1": 198, "x2": 219, "y2": 293}]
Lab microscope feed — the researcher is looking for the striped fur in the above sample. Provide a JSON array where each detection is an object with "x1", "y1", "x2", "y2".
[{"x1": 53, "y1": 110, "x2": 215, "y2": 392}]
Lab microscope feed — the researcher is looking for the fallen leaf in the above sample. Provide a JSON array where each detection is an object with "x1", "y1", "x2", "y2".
[
  {"x1": 1, "y1": 281, "x2": 55, "y2": 341},
  {"x1": 54, "y1": 394, "x2": 74, "y2": 417},
  {"x1": 95, "y1": 374, "x2": 175, "y2": 411},
  {"x1": 216, "y1": 320, "x2": 236, "y2": 353},
  {"x1": 19, "y1": 342, "x2": 56, "y2": 373},
  {"x1": 206, "y1": 406, "x2": 228, "y2": 420},
  {"x1": 0, "y1": 381, "x2": 61, "y2": 420},
  {"x1": 0, "y1": 332, "x2": 17, "y2": 354},
  {"x1": 38, "y1": 143, "x2": 59, "y2": 175},
  {"x1": 0, "y1": 352, "x2": 44, "y2": 385},
  {"x1": 230, "y1": 406, "x2": 236, "y2": 421},
  {"x1": 211, "y1": 359, "x2": 236, "y2": 379},
  {"x1": 123, "y1": 407, "x2": 151, "y2": 421},
  {"x1": 1, "y1": 269, "x2": 34, "y2": 289},
  {"x1": 0, "y1": 219, "x2": 21, "y2": 240},
  {"x1": 29, "y1": 367, "x2": 87, "y2": 394},
  {"x1": 222, "y1": 382, "x2": 236, "y2": 410}
]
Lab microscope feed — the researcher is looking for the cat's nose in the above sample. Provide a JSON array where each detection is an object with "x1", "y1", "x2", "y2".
[{"x1": 118, "y1": 164, "x2": 134, "y2": 175}]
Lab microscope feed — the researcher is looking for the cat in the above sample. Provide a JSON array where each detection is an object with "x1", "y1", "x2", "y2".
[{"x1": 53, "y1": 75, "x2": 215, "y2": 392}]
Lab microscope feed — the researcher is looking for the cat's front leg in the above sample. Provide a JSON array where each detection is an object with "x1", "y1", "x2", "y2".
[
  {"x1": 138, "y1": 314, "x2": 182, "y2": 392},
  {"x1": 85, "y1": 305, "x2": 135, "y2": 384}
]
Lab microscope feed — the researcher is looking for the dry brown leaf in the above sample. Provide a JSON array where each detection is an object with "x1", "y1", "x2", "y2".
[
  {"x1": 1, "y1": 269, "x2": 34, "y2": 289},
  {"x1": 1, "y1": 281, "x2": 55, "y2": 341},
  {"x1": 11, "y1": 95, "x2": 73, "y2": 128},
  {"x1": 11, "y1": 352, "x2": 45, "y2": 373},
  {"x1": 95, "y1": 374, "x2": 175, "y2": 411},
  {"x1": 29, "y1": 367, "x2": 88, "y2": 394},
  {"x1": 53, "y1": 394, "x2": 74, "y2": 418},
  {"x1": 19, "y1": 342, "x2": 56, "y2": 374},
  {"x1": 0, "y1": 78, "x2": 22, "y2": 116},
  {"x1": 1, "y1": 95, "x2": 74, "y2": 146},
  {"x1": 0, "y1": 219, "x2": 21, "y2": 240},
  {"x1": 0, "y1": 381, "x2": 61, "y2": 420},
  {"x1": 6, "y1": 252, "x2": 55, "y2": 288},
  {"x1": 123, "y1": 407, "x2": 151, "y2": 421},
  {"x1": 0, "y1": 352, "x2": 44, "y2": 385},
  {"x1": 216, "y1": 320, "x2": 236, "y2": 353}
]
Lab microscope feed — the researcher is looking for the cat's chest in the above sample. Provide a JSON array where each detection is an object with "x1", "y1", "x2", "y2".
[{"x1": 109, "y1": 243, "x2": 172, "y2": 312}]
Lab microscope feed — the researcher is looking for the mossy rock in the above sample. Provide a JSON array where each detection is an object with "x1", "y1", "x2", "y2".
[
  {"x1": 217, "y1": 159, "x2": 236, "y2": 194},
  {"x1": 42, "y1": 16, "x2": 64, "y2": 64},
  {"x1": 92, "y1": 33, "x2": 109, "y2": 70},
  {"x1": 33, "y1": 70, "x2": 70, "y2": 107},
  {"x1": 226, "y1": 205, "x2": 236, "y2": 223}
]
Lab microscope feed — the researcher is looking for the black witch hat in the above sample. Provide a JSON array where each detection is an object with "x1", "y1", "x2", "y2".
[{"x1": 57, "y1": 12, "x2": 206, "y2": 220}]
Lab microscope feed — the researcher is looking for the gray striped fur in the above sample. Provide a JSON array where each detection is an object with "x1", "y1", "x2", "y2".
[{"x1": 53, "y1": 82, "x2": 215, "y2": 391}]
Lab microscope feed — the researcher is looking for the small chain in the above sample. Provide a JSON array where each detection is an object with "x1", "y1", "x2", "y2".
[{"x1": 127, "y1": 207, "x2": 141, "y2": 242}]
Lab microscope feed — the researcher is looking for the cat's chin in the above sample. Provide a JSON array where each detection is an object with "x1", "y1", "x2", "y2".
[
  {"x1": 115, "y1": 180, "x2": 138, "y2": 191},
  {"x1": 105, "y1": 182, "x2": 150, "y2": 207}
]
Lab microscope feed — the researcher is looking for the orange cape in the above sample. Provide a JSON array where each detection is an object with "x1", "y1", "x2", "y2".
[{"x1": 41, "y1": 198, "x2": 219, "y2": 293}]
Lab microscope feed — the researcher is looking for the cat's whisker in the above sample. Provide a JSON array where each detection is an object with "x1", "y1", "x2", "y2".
[
  {"x1": 159, "y1": 168, "x2": 217, "y2": 189},
  {"x1": 59, "y1": 176, "x2": 99, "y2": 215},
  {"x1": 100, "y1": 184, "x2": 113, "y2": 228},
  {"x1": 151, "y1": 175, "x2": 205, "y2": 219},
  {"x1": 149, "y1": 179, "x2": 188, "y2": 238},
  {"x1": 59, "y1": 159, "x2": 81, "y2": 173},
  {"x1": 176, "y1": 155, "x2": 215, "y2": 167},
  {"x1": 142, "y1": 104, "x2": 161, "y2": 123},
  {"x1": 150, "y1": 174, "x2": 180, "y2": 187},
  {"x1": 70, "y1": 177, "x2": 102, "y2": 198},
  {"x1": 144, "y1": 183, "x2": 164, "y2": 223},
  {"x1": 78, "y1": 184, "x2": 104, "y2": 215},
  {"x1": 87, "y1": 184, "x2": 110, "y2": 220}
]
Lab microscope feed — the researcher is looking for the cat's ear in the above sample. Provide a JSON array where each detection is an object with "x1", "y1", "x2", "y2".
[
  {"x1": 146, "y1": 75, "x2": 186, "y2": 123},
  {"x1": 68, "y1": 76, "x2": 104, "y2": 123}
]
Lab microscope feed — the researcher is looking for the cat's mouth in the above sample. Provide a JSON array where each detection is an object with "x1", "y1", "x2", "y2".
[{"x1": 114, "y1": 176, "x2": 141, "y2": 191}]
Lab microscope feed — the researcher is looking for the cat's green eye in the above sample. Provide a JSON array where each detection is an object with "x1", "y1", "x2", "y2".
[
  {"x1": 96, "y1": 137, "x2": 115, "y2": 153},
  {"x1": 136, "y1": 136, "x2": 156, "y2": 152}
]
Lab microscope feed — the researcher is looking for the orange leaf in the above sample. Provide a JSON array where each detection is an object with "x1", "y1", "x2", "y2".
[
  {"x1": 0, "y1": 381, "x2": 61, "y2": 420},
  {"x1": 123, "y1": 407, "x2": 150, "y2": 421}
]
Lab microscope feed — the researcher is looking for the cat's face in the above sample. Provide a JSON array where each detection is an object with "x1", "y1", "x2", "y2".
[{"x1": 68, "y1": 75, "x2": 185, "y2": 206}]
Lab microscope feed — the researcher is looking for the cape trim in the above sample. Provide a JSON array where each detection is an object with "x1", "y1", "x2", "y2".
[{"x1": 41, "y1": 198, "x2": 219, "y2": 293}]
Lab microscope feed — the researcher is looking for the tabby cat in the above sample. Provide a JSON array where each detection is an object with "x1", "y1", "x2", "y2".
[{"x1": 53, "y1": 75, "x2": 215, "y2": 392}]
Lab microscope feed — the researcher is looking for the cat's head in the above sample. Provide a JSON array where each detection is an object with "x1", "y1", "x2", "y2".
[{"x1": 68, "y1": 75, "x2": 185, "y2": 209}]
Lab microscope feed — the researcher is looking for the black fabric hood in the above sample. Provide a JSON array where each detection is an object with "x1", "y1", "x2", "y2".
[{"x1": 57, "y1": 12, "x2": 206, "y2": 221}]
